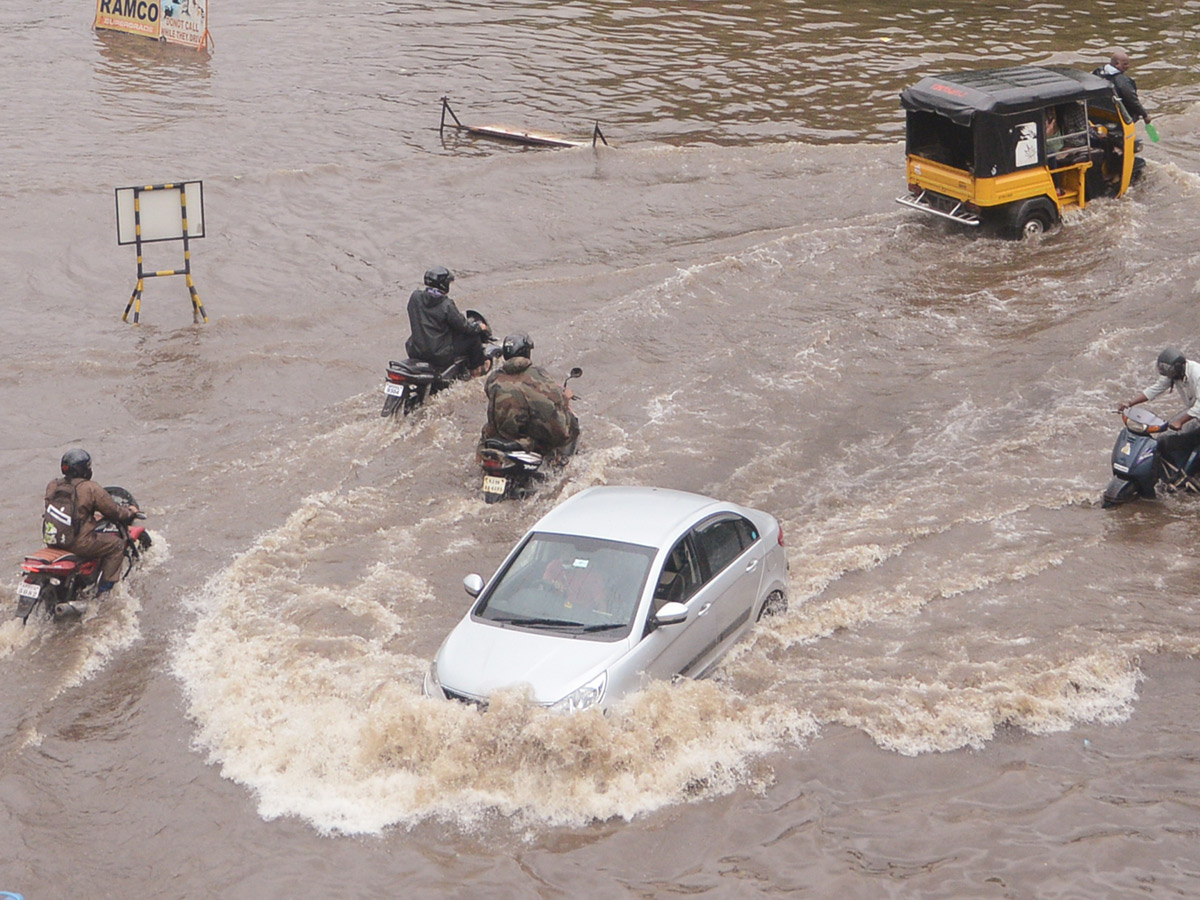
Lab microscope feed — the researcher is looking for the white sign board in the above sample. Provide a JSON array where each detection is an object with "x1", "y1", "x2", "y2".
[
  {"x1": 1014, "y1": 122, "x2": 1039, "y2": 168},
  {"x1": 95, "y1": 0, "x2": 211, "y2": 49},
  {"x1": 161, "y1": 0, "x2": 209, "y2": 49},
  {"x1": 115, "y1": 181, "x2": 205, "y2": 245}
]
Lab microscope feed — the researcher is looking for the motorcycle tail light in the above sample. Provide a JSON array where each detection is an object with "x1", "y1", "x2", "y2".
[
  {"x1": 481, "y1": 457, "x2": 504, "y2": 470},
  {"x1": 387, "y1": 373, "x2": 406, "y2": 384}
]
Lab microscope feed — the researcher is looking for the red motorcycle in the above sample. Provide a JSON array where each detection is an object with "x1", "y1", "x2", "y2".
[{"x1": 15, "y1": 486, "x2": 150, "y2": 623}]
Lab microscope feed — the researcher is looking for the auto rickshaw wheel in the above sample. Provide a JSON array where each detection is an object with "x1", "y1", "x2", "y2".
[
  {"x1": 1002, "y1": 198, "x2": 1058, "y2": 240},
  {"x1": 1017, "y1": 213, "x2": 1046, "y2": 237},
  {"x1": 1017, "y1": 209, "x2": 1051, "y2": 239}
]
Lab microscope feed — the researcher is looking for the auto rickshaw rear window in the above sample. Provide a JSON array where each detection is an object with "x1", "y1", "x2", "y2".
[{"x1": 906, "y1": 111, "x2": 973, "y2": 170}]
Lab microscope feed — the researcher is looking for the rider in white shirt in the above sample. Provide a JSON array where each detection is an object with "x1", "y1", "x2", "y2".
[{"x1": 1117, "y1": 347, "x2": 1200, "y2": 466}]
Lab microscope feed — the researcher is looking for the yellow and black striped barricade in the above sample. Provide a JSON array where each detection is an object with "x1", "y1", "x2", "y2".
[{"x1": 114, "y1": 181, "x2": 208, "y2": 325}]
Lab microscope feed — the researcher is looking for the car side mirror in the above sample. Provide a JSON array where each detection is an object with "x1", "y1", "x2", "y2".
[
  {"x1": 463, "y1": 573, "x2": 485, "y2": 597},
  {"x1": 652, "y1": 601, "x2": 688, "y2": 626}
]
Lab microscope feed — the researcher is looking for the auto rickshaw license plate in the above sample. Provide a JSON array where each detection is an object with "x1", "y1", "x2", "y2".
[
  {"x1": 18, "y1": 581, "x2": 41, "y2": 599},
  {"x1": 482, "y1": 476, "x2": 507, "y2": 494}
]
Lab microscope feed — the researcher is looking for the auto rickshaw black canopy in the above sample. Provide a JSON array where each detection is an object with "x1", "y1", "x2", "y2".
[
  {"x1": 899, "y1": 65, "x2": 1120, "y2": 178},
  {"x1": 899, "y1": 65, "x2": 1115, "y2": 126}
]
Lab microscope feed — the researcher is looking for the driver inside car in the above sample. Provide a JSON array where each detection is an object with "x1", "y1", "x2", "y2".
[{"x1": 543, "y1": 556, "x2": 607, "y2": 614}]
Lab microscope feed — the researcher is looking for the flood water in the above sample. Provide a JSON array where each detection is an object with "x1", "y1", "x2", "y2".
[{"x1": 3, "y1": 1, "x2": 1200, "y2": 897}]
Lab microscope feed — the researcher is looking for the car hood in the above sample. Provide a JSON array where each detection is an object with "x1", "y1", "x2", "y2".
[{"x1": 436, "y1": 617, "x2": 627, "y2": 705}]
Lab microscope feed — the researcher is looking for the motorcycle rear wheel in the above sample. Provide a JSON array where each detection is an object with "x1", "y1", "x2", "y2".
[
  {"x1": 381, "y1": 393, "x2": 402, "y2": 417},
  {"x1": 402, "y1": 386, "x2": 427, "y2": 415}
]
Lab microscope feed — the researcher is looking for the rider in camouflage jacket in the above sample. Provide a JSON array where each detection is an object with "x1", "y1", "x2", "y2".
[{"x1": 479, "y1": 333, "x2": 579, "y2": 462}]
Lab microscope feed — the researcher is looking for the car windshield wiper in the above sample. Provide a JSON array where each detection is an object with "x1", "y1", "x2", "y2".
[
  {"x1": 488, "y1": 614, "x2": 586, "y2": 631},
  {"x1": 582, "y1": 622, "x2": 627, "y2": 632}
]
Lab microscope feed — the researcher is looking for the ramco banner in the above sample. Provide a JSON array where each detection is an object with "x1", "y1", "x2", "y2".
[
  {"x1": 94, "y1": 0, "x2": 210, "y2": 49},
  {"x1": 94, "y1": 0, "x2": 160, "y2": 39}
]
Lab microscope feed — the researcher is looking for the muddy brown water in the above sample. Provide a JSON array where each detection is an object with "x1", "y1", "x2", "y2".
[{"x1": 3, "y1": 2, "x2": 1200, "y2": 897}]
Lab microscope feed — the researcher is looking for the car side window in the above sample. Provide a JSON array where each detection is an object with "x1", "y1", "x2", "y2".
[
  {"x1": 734, "y1": 517, "x2": 758, "y2": 546},
  {"x1": 693, "y1": 516, "x2": 753, "y2": 576},
  {"x1": 652, "y1": 537, "x2": 702, "y2": 612}
]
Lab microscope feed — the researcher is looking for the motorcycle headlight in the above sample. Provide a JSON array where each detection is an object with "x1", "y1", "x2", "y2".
[
  {"x1": 551, "y1": 672, "x2": 606, "y2": 713},
  {"x1": 423, "y1": 659, "x2": 444, "y2": 699}
]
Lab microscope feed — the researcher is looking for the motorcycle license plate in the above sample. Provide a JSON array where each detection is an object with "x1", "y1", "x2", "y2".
[
  {"x1": 384, "y1": 383, "x2": 405, "y2": 397},
  {"x1": 18, "y1": 581, "x2": 41, "y2": 600},
  {"x1": 482, "y1": 475, "x2": 508, "y2": 495}
]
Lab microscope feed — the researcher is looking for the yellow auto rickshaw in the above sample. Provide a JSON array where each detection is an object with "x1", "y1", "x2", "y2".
[{"x1": 897, "y1": 65, "x2": 1143, "y2": 239}]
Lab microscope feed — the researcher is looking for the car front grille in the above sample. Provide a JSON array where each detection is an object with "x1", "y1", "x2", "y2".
[{"x1": 443, "y1": 687, "x2": 487, "y2": 709}]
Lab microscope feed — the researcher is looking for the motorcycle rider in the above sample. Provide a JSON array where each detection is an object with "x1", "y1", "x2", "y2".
[
  {"x1": 479, "y1": 332, "x2": 579, "y2": 463},
  {"x1": 45, "y1": 449, "x2": 140, "y2": 596},
  {"x1": 405, "y1": 266, "x2": 492, "y2": 377},
  {"x1": 1117, "y1": 347, "x2": 1200, "y2": 472}
]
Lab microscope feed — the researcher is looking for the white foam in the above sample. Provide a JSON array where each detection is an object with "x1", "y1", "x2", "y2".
[{"x1": 172, "y1": 491, "x2": 820, "y2": 834}]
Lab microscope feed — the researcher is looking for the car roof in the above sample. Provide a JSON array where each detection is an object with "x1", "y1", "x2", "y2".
[
  {"x1": 529, "y1": 486, "x2": 731, "y2": 549},
  {"x1": 900, "y1": 65, "x2": 1114, "y2": 125}
]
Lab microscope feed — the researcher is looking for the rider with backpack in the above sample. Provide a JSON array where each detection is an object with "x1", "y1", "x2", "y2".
[{"x1": 44, "y1": 448, "x2": 140, "y2": 596}]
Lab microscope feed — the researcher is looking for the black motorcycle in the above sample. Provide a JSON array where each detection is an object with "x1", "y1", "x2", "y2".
[
  {"x1": 15, "y1": 487, "x2": 150, "y2": 623},
  {"x1": 381, "y1": 310, "x2": 495, "y2": 417},
  {"x1": 478, "y1": 367, "x2": 583, "y2": 503},
  {"x1": 1102, "y1": 408, "x2": 1200, "y2": 507},
  {"x1": 479, "y1": 441, "x2": 548, "y2": 504}
]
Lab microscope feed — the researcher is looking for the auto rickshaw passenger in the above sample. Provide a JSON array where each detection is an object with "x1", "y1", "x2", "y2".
[{"x1": 1045, "y1": 108, "x2": 1065, "y2": 157}]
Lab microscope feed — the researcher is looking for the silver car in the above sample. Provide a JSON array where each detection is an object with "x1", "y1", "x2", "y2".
[{"x1": 424, "y1": 486, "x2": 789, "y2": 713}]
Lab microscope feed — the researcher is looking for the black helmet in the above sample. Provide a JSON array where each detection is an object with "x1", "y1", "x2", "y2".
[
  {"x1": 1157, "y1": 347, "x2": 1186, "y2": 381},
  {"x1": 502, "y1": 332, "x2": 534, "y2": 360},
  {"x1": 423, "y1": 266, "x2": 455, "y2": 293},
  {"x1": 61, "y1": 448, "x2": 92, "y2": 481}
]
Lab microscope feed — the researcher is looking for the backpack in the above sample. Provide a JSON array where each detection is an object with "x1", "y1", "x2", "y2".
[{"x1": 43, "y1": 479, "x2": 80, "y2": 548}]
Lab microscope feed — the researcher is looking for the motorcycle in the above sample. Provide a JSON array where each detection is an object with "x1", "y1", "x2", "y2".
[
  {"x1": 380, "y1": 310, "x2": 496, "y2": 417},
  {"x1": 1102, "y1": 408, "x2": 1200, "y2": 507},
  {"x1": 478, "y1": 367, "x2": 583, "y2": 504},
  {"x1": 15, "y1": 486, "x2": 151, "y2": 624}
]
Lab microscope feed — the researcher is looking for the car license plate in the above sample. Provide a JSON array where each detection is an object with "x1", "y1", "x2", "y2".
[
  {"x1": 482, "y1": 475, "x2": 507, "y2": 495},
  {"x1": 384, "y1": 383, "x2": 405, "y2": 397},
  {"x1": 18, "y1": 581, "x2": 41, "y2": 600}
]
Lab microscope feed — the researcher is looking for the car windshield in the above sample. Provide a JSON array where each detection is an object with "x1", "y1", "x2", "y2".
[{"x1": 474, "y1": 532, "x2": 656, "y2": 640}]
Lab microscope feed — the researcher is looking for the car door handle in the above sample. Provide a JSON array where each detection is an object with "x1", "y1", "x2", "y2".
[
  {"x1": 745, "y1": 560, "x2": 759, "y2": 573},
  {"x1": 696, "y1": 603, "x2": 712, "y2": 616}
]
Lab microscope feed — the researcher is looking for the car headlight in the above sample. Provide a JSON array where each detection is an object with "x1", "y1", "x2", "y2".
[
  {"x1": 551, "y1": 672, "x2": 606, "y2": 713},
  {"x1": 423, "y1": 659, "x2": 444, "y2": 699}
]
